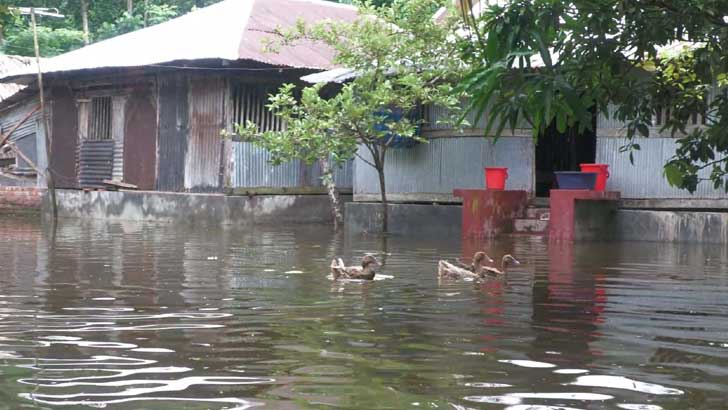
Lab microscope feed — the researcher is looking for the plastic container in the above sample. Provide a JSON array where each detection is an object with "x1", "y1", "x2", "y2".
[
  {"x1": 579, "y1": 163, "x2": 610, "y2": 191},
  {"x1": 485, "y1": 167, "x2": 509, "y2": 190},
  {"x1": 554, "y1": 171, "x2": 598, "y2": 190}
]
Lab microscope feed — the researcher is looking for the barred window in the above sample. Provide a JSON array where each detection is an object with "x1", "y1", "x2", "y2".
[
  {"x1": 88, "y1": 96, "x2": 113, "y2": 140},
  {"x1": 231, "y1": 83, "x2": 284, "y2": 132}
]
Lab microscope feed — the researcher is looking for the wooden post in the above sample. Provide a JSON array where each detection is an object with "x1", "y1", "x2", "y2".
[{"x1": 31, "y1": 8, "x2": 58, "y2": 220}]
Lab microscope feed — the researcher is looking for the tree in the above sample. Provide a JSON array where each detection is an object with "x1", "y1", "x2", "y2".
[
  {"x1": 80, "y1": 0, "x2": 89, "y2": 44},
  {"x1": 237, "y1": 0, "x2": 464, "y2": 231},
  {"x1": 0, "y1": 1, "x2": 217, "y2": 57},
  {"x1": 456, "y1": 0, "x2": 728, "y2": 192}
]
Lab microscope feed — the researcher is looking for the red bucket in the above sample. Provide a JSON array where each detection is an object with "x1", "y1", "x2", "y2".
[
  {"x1": 579, "y1": 163, "x2": 610, "y2": 191},
  {"x1": 485, "y1": 167, "x2": 508, "y2": 190}
]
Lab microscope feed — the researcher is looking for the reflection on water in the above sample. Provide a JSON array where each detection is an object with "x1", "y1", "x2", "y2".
[{"x1": 0, "y1": 216, "x2": 727, "y2": 409}]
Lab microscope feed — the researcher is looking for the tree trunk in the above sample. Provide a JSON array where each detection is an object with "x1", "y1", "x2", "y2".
[
  {"x1": 143, "y1": 0, "x2": 149, "y2": 26},
  {"x1": 319, "y1": 158, "x2": 343, "y2": 230},
  {"x1": 80, "y1": 0, "x2": 90, "y2": 45},
  {"x1": 127, "y1": 0, "x2": 134, "y2": 13},
  {"x1": 375, "y1": 158, "x2": 388, "y2": 233}
]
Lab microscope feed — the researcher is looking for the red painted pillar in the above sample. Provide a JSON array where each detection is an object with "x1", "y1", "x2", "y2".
[
  {"x1": 453, "y1": 189, "x2": 528, "y2": 239},
  {"x1": 549, "y1": 190, "x2": 620, "y2": 241}
]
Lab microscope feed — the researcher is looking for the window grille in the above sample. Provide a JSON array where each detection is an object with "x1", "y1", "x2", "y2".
[
  {"x1": 231, "y1": 83, "x2": 284, "y2": 132},
  {"x1": 88, "y1": 96, "x2": 113, "y2": 140}
]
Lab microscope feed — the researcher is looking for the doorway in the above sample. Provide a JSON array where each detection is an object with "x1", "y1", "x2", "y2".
[{"x1": 535, "y1": 113, "x2": 597, "y2": 197}]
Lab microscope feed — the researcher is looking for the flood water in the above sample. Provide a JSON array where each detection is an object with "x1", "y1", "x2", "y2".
[{"x1": 0, "y1": 216, "x2": 727, "y2": 410}]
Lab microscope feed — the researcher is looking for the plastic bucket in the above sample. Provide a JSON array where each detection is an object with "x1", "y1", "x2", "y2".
[
  {"x1": 554, "y1": 171, "x2": 598, "y2": 190},
  {"x1": 580, "y1": 163, "x2": 610, "y2": 191},
  {"x1": 485, "y1": 167, "x2": 508, "y2": 190}
]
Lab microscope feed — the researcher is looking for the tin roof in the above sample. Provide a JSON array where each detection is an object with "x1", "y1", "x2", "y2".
[
  {"x1": 0, "y1": 55, "x2": 37, "y2": 103},
  {"x1": 0, "y1": 0, "x2": 358, "y2": 82}
]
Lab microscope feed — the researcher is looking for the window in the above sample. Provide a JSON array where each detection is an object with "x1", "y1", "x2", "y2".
[
  {"x1": 88, "y1": 96, "x2": 113, "y2": 140},
  {"x1": 231, "y1": 83, "x2": 284, "y2": 132}
]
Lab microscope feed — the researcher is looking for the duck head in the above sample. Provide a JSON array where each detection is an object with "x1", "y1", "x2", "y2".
[
  {"x1": 361, "y1": 255, "x2": 381, "y2": 269},
  {"x1": 473, "y1": 251, "x2": 495, "y2": 265},
  {"x1": 501, "y1": 254, "x2": 520, "y2": 267}
]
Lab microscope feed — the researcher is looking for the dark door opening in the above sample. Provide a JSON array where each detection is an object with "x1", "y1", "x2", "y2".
[{"x1": 535, "y1": 113, "x2": 597, "y2": 197}]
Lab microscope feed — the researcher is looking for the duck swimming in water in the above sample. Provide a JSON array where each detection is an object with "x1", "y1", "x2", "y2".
[
  {"x1": 478, "y1": 254, "x2": 520, "y2": 279},
  {"x1": 438, "y1": 251, "x2": 493, "y2": 281},
  {"x1": 330, "y1": 255, "x2": 380, "y2": 280}
]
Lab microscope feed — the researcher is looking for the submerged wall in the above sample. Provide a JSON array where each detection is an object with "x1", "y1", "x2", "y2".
[
  {"x1": 616, "y1": 210, "x2": 728, "y2": 244},
  {"x1": 0, "y1": 186, "x2": 42, "y2": 212},
  {"x1": 47, "y1": 189, "x2": 348, "y2": 226},
  {"x1": 345, "y1": 202, "x2": 728, "y2": 244}
]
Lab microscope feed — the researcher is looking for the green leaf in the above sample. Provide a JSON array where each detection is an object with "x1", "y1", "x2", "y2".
[{"x1": 664, "y1": 164, "x2": 684, "y2": 187}]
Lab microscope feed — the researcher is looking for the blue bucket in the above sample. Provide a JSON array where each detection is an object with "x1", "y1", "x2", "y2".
[{"x1": 554, "y1": 172, "x2": 598, "y2": 190}]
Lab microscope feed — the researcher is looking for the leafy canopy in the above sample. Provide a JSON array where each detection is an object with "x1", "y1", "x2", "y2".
[
  {"x1": 457, "y1": 0, "x2": 728, "y2": 192},
  {"x1": 237, "y1": 0, "x2": 464, "y2": 172}
]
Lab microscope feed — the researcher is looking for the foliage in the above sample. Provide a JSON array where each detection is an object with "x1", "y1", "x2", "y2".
[
  {"x1": 0, "y1": 0, "x2": 387, "y2": 57},
  {"x1": 96, "y1": 4, "x2": 177, "y2": 41},
  {"x1": 236, "y1": 0, "x2": 464, "y2": 230},
  {"x1": 3, "y1": 25, "x2": 85, "y2": 57},
  {"x1": 0, "y1": 1, "x2": 216, "y2": 56},
  {"x1": 457, "y1": 0, "x2": 728, "y2": 192}
]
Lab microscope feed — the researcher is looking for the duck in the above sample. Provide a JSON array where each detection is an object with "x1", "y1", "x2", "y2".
[
  {"x1": 478, "y1": 254, "x2": 520, "y2": 279},
  {"x1": 330, "y1": 255, "x2": 380, "y2": 280},
  {"x1": 454, "y1": 251, "x2": 495, "y2": 272},
  {"x1": 438, "y1": 251, "x2": 493, "y2": 281}
]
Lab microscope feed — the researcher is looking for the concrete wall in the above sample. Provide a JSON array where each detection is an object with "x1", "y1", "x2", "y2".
[
  {"x1": 0, "y1": 186, "x2": 43, "y2": 213},
  {"x1": 46, "y1": 189, "x2": 349, "y2": 227},
  {"x1": 345, "y1": 202, "x2": 728, "y2": 244},
  {"x1": 616, "y1": 210, "x2": 728, "y2": 244},
  {"x1": 345, "y1": 202, "x2": 461, "y2": 236}
]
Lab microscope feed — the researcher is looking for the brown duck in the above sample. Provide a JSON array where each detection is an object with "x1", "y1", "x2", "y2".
[
  {"x1": 330, "y1": 255, "x2": 380, "y2": 280},
  {"x1": 478, "y1": 254, "x2": 520, "y2": 279},
  {"x1": 438, "y1": 251, "x2": 493, "y2": 280}
]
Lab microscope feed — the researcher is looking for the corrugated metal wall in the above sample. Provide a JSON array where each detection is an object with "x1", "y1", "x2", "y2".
[
  {"x1": 185, "y1": 76, "x2": 225, "y2": 192},
  {"x1": 596, "y1": 137, "x2": 728, "y2": 199},
  {"x1": 111, "y1": 96, "x2": 126, "y2": 182},
  {"x1": 124, "y1": 88, "x2": 157, "y2": 190},
  {"x1": 353, "y1": 136, "x2": 535, "y2": 201},
  {"x1": 157, "y1": 74, "x2": 189, "y2": 192},
  {"x1": 77, "y1": 140, "x2": 114, "y2": 188},
  {"x1": 424, "y1": 102, "x2": 531, "y2": 130},
  {"x1": 50, "y1": 85, "x2": 79, "y2": 189},
  {"x1": 0, "y1": 99, "x2": 40, "y2": 172},
  {"x1": 231, "y1": 141, "x2": 353, "y2": 189}
]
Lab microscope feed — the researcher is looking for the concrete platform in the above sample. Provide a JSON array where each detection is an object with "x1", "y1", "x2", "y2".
[
  {"x1": 344, "y1": 201, "x2": 728, "y2": 243},
  {"x1": 549, "y1": 190, "x2": 621, "y2": 241},
  {"x1": 616, "y1": 210, "x2": 728, "y2": 244},
  {"x1": 44, "y1": 189, "x2": 350, "y2": 227}
]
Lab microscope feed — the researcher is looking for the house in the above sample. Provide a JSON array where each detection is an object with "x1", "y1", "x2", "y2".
[
  {"x1": 0, "y1": 55, "x2": 42, "y2": 188},
  {"x1": 350, "y1": 2, "x2": 726, "y2": 209},
  {"x1": 0, "y1": 0, "x2": 356, "y2": 201}
]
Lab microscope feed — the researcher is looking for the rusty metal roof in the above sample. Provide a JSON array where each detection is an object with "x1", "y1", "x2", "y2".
[{"x1": 0, "y1": 0, "x2": 358, "y2": 83}]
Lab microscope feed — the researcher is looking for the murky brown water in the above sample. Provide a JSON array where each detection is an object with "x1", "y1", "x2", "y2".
[{"x1": 0, "y1": 215, "x2": 727, "y2": 410}]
